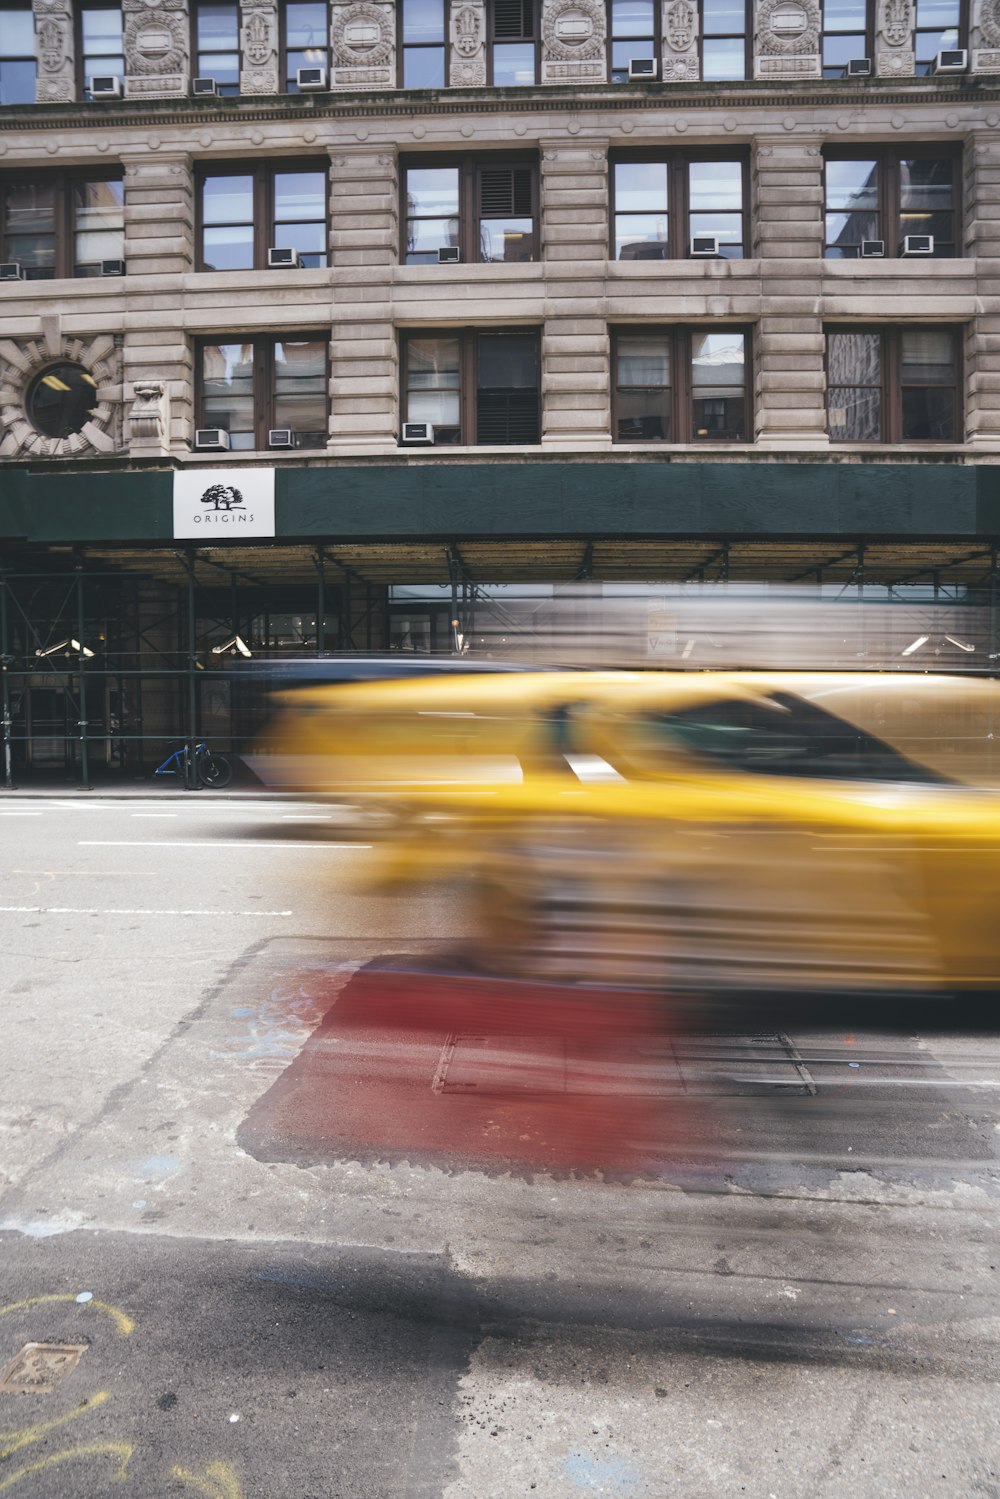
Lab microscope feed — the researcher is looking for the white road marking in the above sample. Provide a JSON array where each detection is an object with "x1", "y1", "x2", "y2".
[
  {"x1": 0, "y1": 811, "x2": 42, "y2": 816},
  {"x1": 78, "y1": 840, "x2": 372, "y2": 849},
  {"x1": 0, "y1": 904, "x2": 292, "y2": 917},
  {"x1": 132, "y1": 813, "x2": 178, "y2": 818}
]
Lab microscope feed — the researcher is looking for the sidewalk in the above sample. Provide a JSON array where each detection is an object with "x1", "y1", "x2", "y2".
[{"x1": 0, "y1": 781, "x2": 298, "y2": 800}]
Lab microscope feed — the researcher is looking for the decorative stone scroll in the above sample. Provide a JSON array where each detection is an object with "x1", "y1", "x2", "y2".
[
  {"x1": 240, "y1": 0, "x2": 279, "y2": 94},
  {"x1": 662, "y1": 0, "x2": 699, "y2": 81},
  {"x1": 128, "y1": 380, "x2": 170, "y2": 455},
  {"x1": 124, "y1": 0, "x2": 189, "y2": 100},
  {"x1": 974, "y1": 0, "x2": 1000, "y2": 72},
  {"x1": 541, "y1": 0, "x2": 607, "y2": 83},
  {"x1": 753, "y1": 0, "x2": 820, "y2": 78},
  {"x1": 876, "y1": 0, "x2": 913, "y2": 76},
  {"x1": 32, "y1": 0, "x2": 75, "y2": 103},
  {"x1": 450, "y1": 1, "x2": 486, "y2": 86},
  {"x1": 0, "y1": 332, "x2": 123, "y2": 461},
  {"x1": 331, "y1": 2, "x2": 395, "y2": 89}
]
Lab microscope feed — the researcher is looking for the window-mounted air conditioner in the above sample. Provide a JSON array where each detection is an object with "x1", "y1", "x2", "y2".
[
  {"x1": 437, "y1": 246, "x2": 461, "y2": 263},
  {"x1": 628, "y1": 57, "x2": 658, "y2": 80},
  {"x1": 268, "y1": 428, "x2": 294, "y2": 448},
  {"x1": 100, "y1": 258, "x2": 126, "y2": 276},
  {"x1": 860, "y1": 239, "x2": 886, "y2": 257},
  {"x1": 933, "y1": 48, "x2": 968, "y2": 72},
  {"x1": 901, "y1": 233, "x2": 934, "y2": 255},
  {"x1": 297, "y1": 66, "x2": 327, "y2": 89},
  {"x1": 193, "y1": 76, "x2": 218, "y2": 96},
  {"x1": 194, "y1": 429, "x2": 231, "y2": 450},
  {"x1": 89, "y1": 75, "x2": 122, "y2": 98},
  {"x1": 847, "y1": 56, "x2": 873, "y2": 75},
  {"x1": 690, "y1": 233, "x2": 720, "y2": 257},
  {"x1": 402, "y1": 422, "x2": 435, "y2": 444},
  {"x1": 268, "y1": 246, "x2": 303, "y2": 268},
  {"x1": 0, "y1": 262, "x2": 25, "y2": 281}
]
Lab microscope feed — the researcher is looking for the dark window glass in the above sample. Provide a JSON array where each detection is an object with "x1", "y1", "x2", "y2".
[
  {"x1": 401, "y1": 0, "x2": 447, "y2": 86},
  {"x1": 491, "y1": 0, "x2": 536, "y2": 84},
  {"x1": 199, "y1": 336, "x2": 327, "y2": 449},
  {"x1": 611, "y1": 155, "x2": 746, "y2": 260},
  {"x1": 198, "y1": 164, "x2": 328, "y2": 270},
  {"x1": 194, "y1": 1, "x2": 240, "y2": 93},
  {"x1": 476, "y1": 330, "x2": 539, "y2": 443},
  {"x1": 26, "y1": 363, "x2": 100, "y2": 438},
  {"x1": 614, "y1": 328, "x2": 748, "y2": 443},
  {"x1": 401, "y1": 329, "x2": 540, "y2": 445},
  {"x1": 402, "y1": 156, "x2": 537, "y2": 264},
  {"x1": 0, "y1": 6, "x2": 36, "y2": 104},
  {"x1": 1, "y1": 174, "x2": 123, "y2": 279},
  {"x1": 701, "y1": 0, "x2": 747, "y2": 80},
  {"x1": 826, "y1": 326, "x2": 958, "y2": 443},
  {"x1": 824, "y1": 149, "x2": 957, "y2": 258},
  {"x1": 80, "y1": 4, "x2": 124, "y2": 98},
  {"x1": 900, "y1": 328, "x2": 956, "y2": 439},
  {"x1": 284, "y1": 0, "x2": 329, "y2": 91},
  {"x1": 615, "y1": 333, "x2": 671, "y2": 440}
]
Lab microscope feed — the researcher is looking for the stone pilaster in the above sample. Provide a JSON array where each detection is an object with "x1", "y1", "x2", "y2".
[
  {"x1": 449, "y1": 0, "x2": 487, "y2": 85},
  {"x1": 973, "y1": 0, "x2": 1000, "y2": 73},
  {"x1": 124, "y1": 0, "x2": 189, "y2": 100},
  {"x1": 240, "y1": 0, "x2": 279, "y2": 94},
  {"x1": 122, "y1": 152, "x2": 195, "y2": 276},
  {"x1": 876, "y1": 0, "x2": 914, "y2": 76},
  {"x1": 331, "y1": 2, "x2": 396, "y2": 90},
  {"x1": 331, "y1": 146, "x2": 397, "y2": 267},
  {"x1": 753, "y1": 0, "x2": 820, "y2": 79},
  {"x1": 752, "y1": 137, "x2": 828, "y2": 449},
  {"x1": 964, "y1": 132, "x2": 1000, "y2": 446},
  {"x1": 661, "y1": 0, "x2": 699, "y2": 81},
  {"x1": 540, "y1": 0, "x2": 607, "y2": 85},
  {"x1": 32, "y1": 0, "x2": 75, "y2": 104}
]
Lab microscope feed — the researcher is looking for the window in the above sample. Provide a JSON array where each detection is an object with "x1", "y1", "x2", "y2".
[
  {"x1": 490, "y1": 0, "x2": 537, "y2": 84},
  {"x1": 915, "y1": 0, "x2": 963, "y2": 74},
  {"x1": 700, "y1": 0, "x2": 748, "y2": 80},
  {"x1": 402, "y1": 156, "x2": 537, "y2": 263},
  {"x1": 192, "y1": 1, "x2": 241, "y2": 94},
  {"x1": 282, "y1": 0, "x2": 329, "y2": 91},
  {"x1": 401, "y1": 329, "x2": 540, "y2": 445},
  {"x1": 198, "y1": 163, "x2": 328, "y2": 270},
  {"x1": 608, "y1": 0, "x2": 658, "y2": 83},
  {"x1": 821, "y1": 0, "x2": 872, "y2": 76},
  {"x1": 26, "y1": 364, "x2": 101, "y2": 439},
  {"x1": 78, "y1": 3, "x2": 124, "y2": 98},
  {"x1": 611, "y1": 153, "x2": 747, "y2": 260},
  {"x1": 0, "y1": 4, "x2": 35, "y2": 105},
  {"x1": 400, "y1": 0, "x2": 448, "y2": 86},
  {"x1": 0, "y1": 173, "x2": 124, "y2": 279},
  {"x1": 198, "y1": 336, "x2": 328, "y2": 450},
  {"x1": 613, "y1": 327, "x2": 749, "y2": 443},
  {"x1": 825, "y1": 326, "x2": 960, "y2": 442},
  {"x1": 824, "y1": 148, "x2": 958, "y2": 258}
]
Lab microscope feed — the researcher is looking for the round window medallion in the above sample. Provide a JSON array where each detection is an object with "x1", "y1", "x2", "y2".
[{"x1": 26, "y1": 363, "x2": 98, "y2": 439}]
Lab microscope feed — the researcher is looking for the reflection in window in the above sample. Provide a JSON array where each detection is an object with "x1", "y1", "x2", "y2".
[
  {"x1": 73, "y1": 179, "x2": 124, "y2": 274},
  {"x1": 401, "y1": 0, "x2": 447, "y2": 86},
  {"x1": 401, "y1": 329, "x2": 540, "y2": 445},
  {"x1": 0, "y1": 174, "x2": 123, "y2": 279},
  {"x1": 402, "y1": 157, "x2": 537, "y2": 263},
  {"x1": 200, "y1": 336, "x2": 327, "y2": 449},
  {"x1": 827, "y1": 330, "x2": 881, "y2": 441},
  {"x1": 614, "y1": 328, "x2": 747, "y2": 443},
  {"x1": 202, "y1": 341, "x2": 255, "y2": 448},
  {"x1": 615, "y1": 333, "x2": 671, "y2": 440},
  {"x1": 193, "y1": 0, "x2": 241, "y2": 93},
  {"x1": 0, "y1": 6, "x2": 36, "y2": 105},
  {"x1": 612, "y1": 155, "x2": 746, "y2": 260},
  {"x1": 609, "y1": 0, "x2": 656, "y2": 83},
  {"x1": 613, "y1": 161, "x2": 668, "y2": 259},
  {"x1": 283, "y1": 1, "x2": 329, "y2": 91},
  {"x1": 824, "y1": 150, "x2": 956, "y2": 258},
  {"x1": 688, "y1": 160, "x2": 743, "y2": 257},
  {"x1": 80, "y1": 3, "x2": 124, "y2": 98},
  {"x1": 826, "y1": 326, "x2": 958, "y2": 443},
  {"x1": 691, "y1": 330, "x2": 745, "y2": 440},
  {"x1": 26, "y1": 363, "x2": 99, "y2": 438},
  {"x1": 701, "y1": 0, "x2": 747, "y2": 80},
  {"x1": 914, "y1": 0, "x2": 961, "y2": 74},
  {"x1": 199, "y1": 164, "x2": 328, "y2": 270},
  {"x1": 273, "y1": 339, "x2": 328, "y2": 445},
  {"x1": 821, "y1": 0, "x2": 869, "y2": 77},
  {"x1": 405, "y1": 335, "x2": 462, "y2": 440},
  {"x1": 491, "y1": 0, "x2": 536, "y2": 84}
]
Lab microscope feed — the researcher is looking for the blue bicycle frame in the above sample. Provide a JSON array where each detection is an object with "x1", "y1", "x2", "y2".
[{"x1": 154, "y1": 741, "x2": 208, "y2": 776}]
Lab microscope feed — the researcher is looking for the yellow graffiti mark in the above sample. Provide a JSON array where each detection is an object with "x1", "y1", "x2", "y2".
[
  {"x1": 0, "y1": 1294, "x2": 135, "y2": 1337},
  {"x1": 0, "y1": 1391, "x2": 110, "y2": 1460},
  {"x1": 0, "y1": 1440, "x2": 133, "y2": 1493},
  {"x1": 171, "y1": 1459, "x2": 245, "y2": 1499}
]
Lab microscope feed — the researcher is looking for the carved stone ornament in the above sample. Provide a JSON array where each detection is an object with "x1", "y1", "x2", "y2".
[
  {"x1": 36, "y1": 15, "x2": 68, "y2": 72},
  {"x1": 665, "y1": 0, "x2": 696, "y2": 52},
  {"x1": 756, "y1": 0, "x2": 820, "y2": 54},
  {"x1": 244, "y1": 10, "x2": 274, "y2": 66},
  {"x1": 542, "y1": 0, "x2": 606, "y2": 60},
  {"x1": 332, "y1": 3, "x2": 394, "y2": 68},
  {"x1": 124, "y1": 10, "x2": 187, "y2": 73},
  {"x1": 0, "y1": 334, "x2": 122, "y2": 461},
  {"x1": 878, "y1": 0, "x2": 912, "y2": 46},
  {"x1": 452, "y1": 4, "x2": 483, "y2": 56},
  {"x1": 663, "y1": 52, "x2": 699, "y2": 77},
  {"x1": 128, "y1": 380, "x2": 169, "y2": 451},
  {"x1": 980, "y1": 0, "x2": 1000, "y2": 48}
]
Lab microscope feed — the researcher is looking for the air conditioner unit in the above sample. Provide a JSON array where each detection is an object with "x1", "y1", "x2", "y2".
[
  {"x1": 628, "y1": 57, "x2": 658, "y2": 80},
  {"x1": 100, "y1": 258, "x2": 126, "y2": 276},
  {"x1": 268, "y1": 428, "x2": 294, "y2": 448},
  {"x1": 933, "y1": 48, "x2": 968, "y2": 72},
  {"x1": 89, "y1": 75, "x2": 122, "y2": 98},
  {"x1": 860, "y1": 239, "x2": 886, "y2": 257},
  {"x1": 268, "y1": 246, "x2": 303, "y2": 268},
  {"x1": 437, "y1": 245, "x2": 461, "y2": 264},
  {"x1": 296, "y1": 65, "x2": 327, "y2": 89},
  {"x1": 194, "y1": 428, "x2": 231, "y2": 450},
  {"x1": 192, "y1": 76, "x2": 218, "y2": 96},
  {"x1": 690, "y1": 233, "x2": 720, "y2": 257},
  {"x1": 401, "y1": 422, "x2": 435, "y2": 444},
  {"x1": 901, "y1": 233, "x2": 934, "y2": 255},
  {"x1": 0, "y1": 262, "x2": 25, "y2": 281},
  {"x1": 847, "y1": 56, "x2": 873, "y2": 75}
]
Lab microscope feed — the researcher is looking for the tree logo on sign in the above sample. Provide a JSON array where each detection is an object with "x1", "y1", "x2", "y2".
[{"x1": 200, "y1": 484, "x2": 245, "y2": 512}]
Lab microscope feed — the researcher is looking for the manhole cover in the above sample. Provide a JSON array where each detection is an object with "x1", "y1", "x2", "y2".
[{"x1": 0, "y1": 1343, "x2": 88, "y2": 1394}]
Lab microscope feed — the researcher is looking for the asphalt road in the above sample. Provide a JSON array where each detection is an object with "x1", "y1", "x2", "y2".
[{"x1": 1, "y1": 796, "x2": 999, "y2": 1499}]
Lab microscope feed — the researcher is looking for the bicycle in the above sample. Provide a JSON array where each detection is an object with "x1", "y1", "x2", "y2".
[{"x1": 153, "y1": 740, "x2": 233, "y2": 789}]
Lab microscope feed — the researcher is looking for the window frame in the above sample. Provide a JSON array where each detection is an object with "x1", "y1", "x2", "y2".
[
  {"x1": 195, "y1": 332, "x2": 330, "y2": 451},
  {"x1": 487, "y1": 0, "x2": 539, "y2": 86},
  {"x1": 824, "y1": 324, "x2": 963, "y2": 444},
  {"x1": 0, "y1": 168, "x2": 125, "y2": 280},
  {"x1": 279, "y1": 0, "x2": 331, "y2": 93},
  {"x1": 195, "y1": 158, "x2": 330, "y2": 272},
  {"x1": 190, "y1": 0, "x2": 242, "y2": 94},
  {"x1": 698, "y1": 0, "x2": 751, "y2": 82},
  {"x1": 822, "y1": 143, "x2": 962, "y2": 260},
  {"x1": 0, "y1": 1, "x2": 37, "y2": 106},
  {"x1": 820, "y1": 0, "x2": 875, "y2": 78},
  {"x1": 400, "y1": 153, "x2": 539, "y2": 265},
  {"x1": 606, "y1": 0, "x2": 660, "y2": 84},
  {"x1": 397, "y1": 0, "x2": 450, "y2": 87},
  {"x1": 398, "y1": 326, "x2": 542, "y2": 447},
  {"x1": 611, "y1": 325, "x2": 752, "y2": 445},
  {"x1": 76, "y1": 0, "x2": 125, "y2": 100},
  {"x1": 914, "y1": 0, "x2": 968, "y2": 74},
  {"x1": 608, "y1": 148, "x2": 750, "y2": 262}
]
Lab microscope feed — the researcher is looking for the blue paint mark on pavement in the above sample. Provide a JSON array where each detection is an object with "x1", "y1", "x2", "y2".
[
  {"x1": 564, "y1": 1451, "x2": 640, "y2": 1495},
  {"x1": 134, "y1": 1154, "x2": 179, "y2": 1178}
]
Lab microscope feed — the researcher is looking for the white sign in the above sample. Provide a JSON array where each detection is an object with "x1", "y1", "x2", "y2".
[{"x1": 173, "y1": 468, "x2": 276, "y2": 539}]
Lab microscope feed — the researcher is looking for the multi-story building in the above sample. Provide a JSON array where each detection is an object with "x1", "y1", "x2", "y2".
[{"x1": 1, "y1": 0, "x2": 999, "y2": 778}]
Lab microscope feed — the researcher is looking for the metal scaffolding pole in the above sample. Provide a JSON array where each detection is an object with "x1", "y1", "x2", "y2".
[
  {"x1": 76, "y1": 560, "x2": 91, "y2": 788},
  {"x1": 185, "y1": 551, "x2": 198, "y2": 790},
  {"x1": 315, "y1": 548, "x2": 326, "y2": 654},
  {"x1": 0, "y1": 572, "x2": 12, "y2": 789}
]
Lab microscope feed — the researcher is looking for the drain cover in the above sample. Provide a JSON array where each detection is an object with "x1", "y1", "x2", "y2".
[{"x1": 0, "y1": 1343, "x2": 88, "y2": 1394}]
